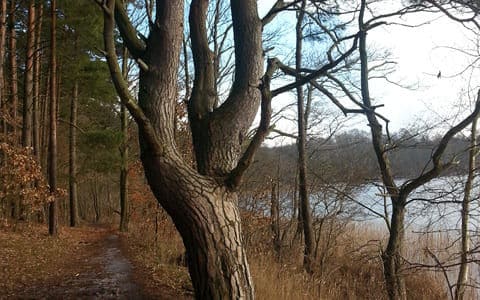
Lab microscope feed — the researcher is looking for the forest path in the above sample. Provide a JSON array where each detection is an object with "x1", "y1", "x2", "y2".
[
  {"x1": 48, "y1": 228, "x2": 143, "y2": 299},
  {"x1": 8, "y1": 226, "x2": 142, "y2": 299},
  {"x1": 0, "y1": 224, "x2": 185, "y2": 299}
]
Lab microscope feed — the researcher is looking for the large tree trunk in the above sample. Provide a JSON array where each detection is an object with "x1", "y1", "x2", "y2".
[
  {"x1": 101, "y1": 0, "x2": 263, "y2": 297},
  {"x1": 69, "y1": 80, "x2": 79, "y2": 227},
  {"x1": 141, "y1": 154, "x2": 254, "y2": 299},
  {"x1": 48, "y1": 0, "x2": 58, "y2": 236}
]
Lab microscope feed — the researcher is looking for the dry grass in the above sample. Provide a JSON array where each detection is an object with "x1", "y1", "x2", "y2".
[
  {"x1": 124, "y1": 210, "x2": 448, "y2": 299},
  {"x1": 0, "y1": 212, "x2": 451, "y2": 299},
  {"x1": 245, "y1": 221, "x2": 447, "y2": 300}
]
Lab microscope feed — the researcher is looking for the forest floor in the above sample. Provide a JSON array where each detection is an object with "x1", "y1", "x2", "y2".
[{"x1": 0, "y1": 223, "x2": 193, "y2": 299}]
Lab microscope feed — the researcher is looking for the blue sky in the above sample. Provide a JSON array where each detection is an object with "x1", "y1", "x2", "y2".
[{"x1": 257, "y1": 1, "x2": 480, "y2": 143}]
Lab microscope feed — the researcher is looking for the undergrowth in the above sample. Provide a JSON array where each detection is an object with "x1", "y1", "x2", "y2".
[{"x1": 125, "y1": 209, "x2": 447, "y2": 299}]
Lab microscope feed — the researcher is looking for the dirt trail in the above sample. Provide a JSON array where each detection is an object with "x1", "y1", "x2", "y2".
[
  {"x1": 6, "y1": 227, "x2": 145, "y2": 299},
  {"x1": 52, "y1": 232, "x2": 143, "y2": 299}
]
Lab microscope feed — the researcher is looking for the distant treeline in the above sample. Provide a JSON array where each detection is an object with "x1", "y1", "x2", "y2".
[{"x1": 247, "y1": 129, "x2": 471, "y2": 188}]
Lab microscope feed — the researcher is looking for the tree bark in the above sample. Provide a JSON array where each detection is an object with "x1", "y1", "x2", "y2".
[
  {"x1": 48, "y1": 0, "x2": 58, "y2": 236},
  {"x1": 8, "y1": 0, "x2": 20, "y2": 219},
  {"x1": 99, "y1": 0, "x2": 265, "y2": 297},
  {"x1": 69, "y1": 80, "x2": 79, "y2": 227},
  {"x1": 295, "y1": 0, "x2": 315, "y2": 274},
  {"x1": 22, "y1": 0, "x2": 35, "y2": 149},
  {"x1": 8, "y1": 0, "x2": 18, "y2": 143},
  {"x1": 0, "y1": 0, "x2": 6, "y2": 136},
  {"x1": 357, "y1": 2, "x2": 405, "y2": 297},
  {"x1": 270, "y1": 178, "x2": 281, "y2": 258},
  {"x1": 92, "y1": 178, "x2": 101, "y2": 223},
  {"x1": 41, "y1": 67, "x2": 49, "y2": 172},
  {"x1": 33, "y1": 2, "x2": 43, "y2": 162},
  {"x1": 455, "y1": 115, "x2": 478, "y2": 300},
  {"x1": 119, "y1": 46, "x2": 128, "y2": 232},
  {"x1": 141, "y1": 156, "x2": 255, "y2": 299},
  {"x1": 383, "y1": 198, "x2": 407, "y2": 300}
]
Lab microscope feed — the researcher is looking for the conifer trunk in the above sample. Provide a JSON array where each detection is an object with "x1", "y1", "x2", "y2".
[
  {"x1": 48, "y1": 0, "x2": 58, "y2": 236},
  {"x1": 69, "y1": 81, "x2": 78, "y2": 227},
  {"x1": 8, "y1": 0, "x2": 18, "y2": 143},
  {"x1": 22, "y1": 0, "x2": 35, "y2": 149},
  {"x1": 119, "y1": 46, "x2": 128, "y2": 232},
  {"x1": 0, "y1": 0, "x2": 6, "y2": 136},
  {"x1": 33, "y1": 2, "x2": 43, "y2": 162}
]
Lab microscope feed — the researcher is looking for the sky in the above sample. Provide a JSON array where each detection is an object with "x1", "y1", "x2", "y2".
[{"x1": 256, "y1": 1, "x2": 480, "y2": 144}]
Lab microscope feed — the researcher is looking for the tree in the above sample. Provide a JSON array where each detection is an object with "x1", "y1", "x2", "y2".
[
  {"x1": 22, "y1": 0, "x2": 35, "y2": 149},
  {"x1": 48, "y1": 0, "x2": 58, "y2": 236},
  {"x1": 95, "y1": 0, "x2": 269, "y2": 297},
  {"x1": 295, "y1": 0, "x2": 315, "y2": 274},
  {"x1": 455, "y1": 111, "x2": 478, "y2": 299},
  {"x1": 33, "y1": 1, "x2": 43, "y2": 163},
  {"x1": 119, "y1": 46, "x2": 128, "y2": 232},
  {"x1": 69, "y1": 80, "x2": 79, "y2": 227},
  {"x1": 355, "y1": 1, "x2": 480, "y2": 298},
  {"x1": 0, "y1": 0, "x2": 6, "y2": 136},
  {"x1": 8, "y1": 0, "x2": 18, "y2": 143}
]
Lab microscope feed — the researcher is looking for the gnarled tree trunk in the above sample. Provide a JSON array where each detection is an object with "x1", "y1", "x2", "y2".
[{"x1": 99, "y1": 0, "x2": 267, "y2": 297}]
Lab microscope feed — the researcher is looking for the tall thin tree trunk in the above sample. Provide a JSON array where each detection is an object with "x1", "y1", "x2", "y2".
[
  {"x1": 22, "y1": 0, "x2": 35, "y2": 149},
  {"x1": 119, "y1": 46, "x2": 128, "y2": 232},
  {"x1": 295, "y1": 0, "x2": 314, "y2": 274},
  {"x1": 33, "y1": 2, "x2": 43, "y2": 162},
  {"x1": 270, "y1": 177, "x2": 281, "y2": 259},
  {"x1": 8, "y1": 0, "x2": 18, "y2": 143},
  {"x1": 7, "y1": 0, "x2": 19, "y2": 219},
  {"x1": 92, "y1": 179, "x2": 100, "y2": 223},
  {"x1": 0, "y1": 0, "x2": 6, "y2": 137},
  {"x1": 455, "y1": 115, "x2": 478, "y2": 299},
  {"x1": 69, "y1": 80, "x2": 78, "y2": 227},
  {"x1": 48, "y1": 0, "x2": 58, "y2": 236},
  {"x1": 41, "y1": 68, "x2": 49, "y2": 172}
]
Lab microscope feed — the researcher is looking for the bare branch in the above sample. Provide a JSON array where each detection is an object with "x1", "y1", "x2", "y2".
[
  {"x1": 101, "y1": 0, "x2": 162, "y2": 156},
  {"x1": 401, "y1": 90, "x2": 480, "y2": 197},
  {"x1": 272, "y1": 34, "x2": 360, "y2": 97},
  {"x1": 261, "y1": 0, "x2": 302, "y2": 28},
  {"x1": 188, "y1": 0, "x2": 216, "y2": 119},
  {"x1": 113, "y1": 0, "x2": 146, "y2": 59}
]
